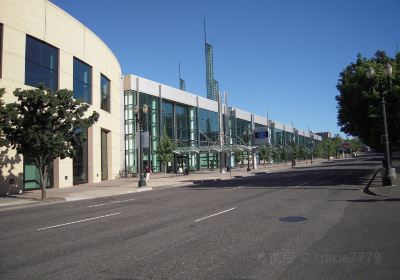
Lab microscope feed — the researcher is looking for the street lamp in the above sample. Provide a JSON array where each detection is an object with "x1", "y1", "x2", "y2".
[
  {"x1": 366, "y1": 64, "x2": 396, "y2": 186},
  {"x1": 134, "y1": 104, "x2": 148, "y2": 187},
  {"x1": 243, "y1": 129, "x2": 251, "y2": 172}
]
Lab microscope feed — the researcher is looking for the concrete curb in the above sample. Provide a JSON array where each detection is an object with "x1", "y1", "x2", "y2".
[
  {"x1": 0, "y1": 159, "x2": 328, "y2": 210},
  {"x1": 364, "y1": 168, "x2": 400, "y2": 197}
]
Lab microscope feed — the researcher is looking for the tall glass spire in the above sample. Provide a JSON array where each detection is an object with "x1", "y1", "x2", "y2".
[{"x1": 204, "y1": 19, "x2": 219, "y2": 101}]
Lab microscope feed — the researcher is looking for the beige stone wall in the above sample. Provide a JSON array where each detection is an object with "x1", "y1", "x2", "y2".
[{"x1": 0, "y1": 0, "x2": 122, "y2": 188}]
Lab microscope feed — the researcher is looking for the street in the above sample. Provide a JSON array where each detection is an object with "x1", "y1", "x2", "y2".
[{"x1": 1, "y1": 155, "x2": 399, "y2": 280}]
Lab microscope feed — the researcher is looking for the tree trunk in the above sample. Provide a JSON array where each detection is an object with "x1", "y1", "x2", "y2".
[{"x1": 35, "y1": 157, "x2": 47, "y2": 199}]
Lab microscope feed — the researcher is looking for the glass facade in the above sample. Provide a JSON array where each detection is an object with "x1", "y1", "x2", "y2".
[
  {"x1": 73, "y1": 127, "x2": 88, "y2": 184},
  {"x1": 25, "y1": 35, "x2": 58, "y2": 91},
  {"x1": 101, "y1": 74, "x2": 110, "y2": 112},
  {"x1": 236, "y1": 118, "x2": 252, "y2": 145},
  {"x1": 162, "y1": 101, "x2": 173, "y2": 138},
  {"x1": 140, "y1": 93, "x2": 160, "y2": 172},
  {"x1": 199, "y1": 108, "x2": 219, "y2": 169},
  {"x1": 124, "y1": 90, "x2": 137, "y2": 174},
  {"x1": 199, "y1": 108, "x2": 218, "y2": 146},
  {"x1": 73, "y1": 57, "x2": 92, "y2": 103},
  {"x1": 123, "y1": 91, "x2": 321, "y2": 174}
]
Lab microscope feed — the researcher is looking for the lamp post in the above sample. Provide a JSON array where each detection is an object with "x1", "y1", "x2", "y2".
[
  {"x1": 310, "y1": 135, "x2": 314, "y2": 164},
  {"x1": 134, "y1": 104, "x2": 148, "y2": 187},
  {"x1": 366, "y1": 64, "x2": 396, "y2": 186},
  {"x1": 243, "y1": 129, "x2": 251, "y2": 172}
]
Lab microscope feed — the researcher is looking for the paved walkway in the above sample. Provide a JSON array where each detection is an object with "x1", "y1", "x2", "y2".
[
  {"x1": 368, "y1": 153, "x2": 400, "y2": 196},
  {"x1": 2, "y1": 154, "x2": 398, "y2": 210},
  {"x1": 0, "y1": 159, "x2": 323, "y2": 210}
]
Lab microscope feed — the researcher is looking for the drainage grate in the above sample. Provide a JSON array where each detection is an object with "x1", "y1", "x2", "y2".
[{"x1": 279, "y1": 216, "x2": 307, "y2": 222}]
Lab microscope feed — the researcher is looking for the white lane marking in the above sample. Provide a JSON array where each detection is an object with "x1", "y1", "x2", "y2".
[
  {"x1": 88, "y1": 198, "x2": 136, "y2": 208},
  {"x1": 232, "y1": 186, "x2": 244, "y2": 190},
  {"x1": 36, "y1": 213, "x2": 121, "y2": 231},
  {"x1": 195, "y1": 207, "x2": 236, "y2": 222},
  {"x1": 294, "y1": 182, "x2": 309, "y2": 188}
]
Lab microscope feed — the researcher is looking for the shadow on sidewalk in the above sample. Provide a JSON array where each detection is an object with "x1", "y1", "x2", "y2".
[{"x1": 184, "y1": 159, "x2": 382, "y2": 191}]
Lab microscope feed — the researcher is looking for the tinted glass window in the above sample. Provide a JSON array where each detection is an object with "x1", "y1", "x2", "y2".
[
  {"x1": 73, "y1": 127, "x2": 88, "y2": 184},
  {"x1": 101, "y1": 74, "x2": 110, "y2": 112},
  {"x1": 25, "y1": 35, "x2": 58, "y2": 91},
  {"x1": 73, "y1": 58, "x2": 92, "y2": 103}
]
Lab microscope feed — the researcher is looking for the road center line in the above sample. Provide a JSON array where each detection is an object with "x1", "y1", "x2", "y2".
[
  {"x1": 195, "y1": 207, "x2": 236, "y2": 222},
  {"x1": 36, "y1": 213, "x2": 121, "y2": 231},
  {"x1": 88, "y1": 198, "x2": 135, "y2": 208},
  {"x1": 294, "y1": 182, "x2": 309, "y2": 188}
]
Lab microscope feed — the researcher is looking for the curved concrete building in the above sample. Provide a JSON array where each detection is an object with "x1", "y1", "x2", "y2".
[
  {"x1": 0, "y1": 0, "x2": 322, "y2": 191},
  {"x1": 0, "y1": 0, "x2": 123, "y2": 189}
]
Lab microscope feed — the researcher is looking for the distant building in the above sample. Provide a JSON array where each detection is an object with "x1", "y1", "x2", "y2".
[{"x1": 316, "y1": 132, "x2": 331, "y2": 140}]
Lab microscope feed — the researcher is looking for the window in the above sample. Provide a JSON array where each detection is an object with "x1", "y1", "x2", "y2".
[
  {"x1": 73, "y1": 58, "x2": 92, "y2": 103},
  {"x1": 100, "y1": 74, "x2": 110, "y2": 112},
  {"x1": 25, "y1": 35, "x2": 59, "y2": 91},
  {"x1": 162, "y1": 101, "x2": 174, "y2": 138},
  {"x1": 0, "y1": 23, "x2": 3, "y2": 78},
  {"x1": 73, "y1": 127, "x2": 88, "y2": 184}
]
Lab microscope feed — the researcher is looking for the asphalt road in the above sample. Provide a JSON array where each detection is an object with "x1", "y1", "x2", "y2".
[{"x1": 1, "y1": 155, "x2": 399, "y2": 280}]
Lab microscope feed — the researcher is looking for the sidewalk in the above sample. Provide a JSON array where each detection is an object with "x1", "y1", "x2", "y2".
[
  {"x1": 368, "y1": 153, "x2": 400, "y2": 197},
  {"x1": 0, "y1": 159, "x2": 325, "y2": 210}
]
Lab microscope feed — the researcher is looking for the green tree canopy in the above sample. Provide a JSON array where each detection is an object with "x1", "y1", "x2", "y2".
[
  {"x1": 348, "y1": 137, "x2": 364, "y2": 153},
  {"x1": 156, "y1": 134, "x2": 175, "y2": 172},
  {"x1": 0, "y1": 88, "x2": 9, "y2": 147},
  {"x1": 336, "y1": 51, "x2": 400, "y2": 149},
  {"x1": 234, "y1": 151, "x2": 243, "y2": 165},
  {"x1": 259, "y1": 145, "x2": 272, "y2": 164},
  {"x1": 0, "y1": 87, "x2": 99, "y2": 199}
]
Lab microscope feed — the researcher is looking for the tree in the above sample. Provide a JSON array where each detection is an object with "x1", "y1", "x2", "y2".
[
  {"x1": 233, "y1": 151, "x2": 243, "y2": 167},
  {"x1": 336, "y1": 51, "x2": 400, "y2": 150},
  {"x1": 332, "y1": 134, "x2": 343, "y2": 158},
  {"x1": 0, "y1": 88, "x2": 9, "y2": 147},
  {"x1": 272, "y1": 145, "x2": 281, "y2": 163},
  {"x1": 0, "y1": 87, "x2": 99, "y2": 199},
  {"x1": 315, "y1": 138, "x2": 338, "y2": 160},
  {"x1": 349, "y1": 137, "x2": 363, "y2": 153},
  {"x1": 259, "y1": 145, "x2": 272, "y2": 164},
  {"x1": 280, "y1": 145, "x2": 289, "y2": 162},
  {"x1": 156, "y1": 134, "x2": 175, "y2": 173}
]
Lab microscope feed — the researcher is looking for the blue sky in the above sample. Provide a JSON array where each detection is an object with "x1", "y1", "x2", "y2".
[{"x1": 52, "y1": 0, "x2": 399, "y2": 135}]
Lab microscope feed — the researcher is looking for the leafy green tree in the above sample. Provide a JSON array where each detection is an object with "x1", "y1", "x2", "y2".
[
  {"x1": 336, "y1": 51, "x2": 400, "y2": 150},
  {"x1": 272, "y1": 145, "x2": 281, "y2": 163},
  {"x1": 233, "y1": 151, "x2": 243, "y2": 167},
  {"x1": 280, "y1": 146, "x2": 289, "y2": 162},
  {"x1": 348, "y1": 137, "x2": 364, "y2": 153},
  {"x1": 258, "y1": 145, "x2": 267, "y2": 164},
  {"x1": 332, "y1": 134, "x2": 343, "y2": 158},
  {"x1": 0, "y1": 87, "x2": 99, "y2": 199},
  {"x1": 0, "y1": 88, "x2": 9, "y2": 147},
  {"x1": 259, "y1": 145, "x2": 272, "y2": 164},
  {"x1": 315, "y1": 138, "x2": 338, "y2": 160},
  {"x1": 156, "y1": 134, "x2": 175, "y2": 173}
]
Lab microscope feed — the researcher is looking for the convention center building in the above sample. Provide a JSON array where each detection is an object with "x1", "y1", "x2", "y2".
[{"x1": 0, "y1": 0, "x2": 321, "y2": 190}]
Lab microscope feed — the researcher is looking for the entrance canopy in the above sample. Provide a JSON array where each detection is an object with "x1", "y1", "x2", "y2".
[{"x1": 173, "y1": 144, "x2": 256, "y2": 155}]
